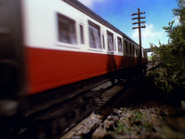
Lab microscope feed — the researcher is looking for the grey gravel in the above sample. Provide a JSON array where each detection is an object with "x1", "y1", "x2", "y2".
[{"x1": 71, "y1": 77, "x2": 185, "y2": 138}]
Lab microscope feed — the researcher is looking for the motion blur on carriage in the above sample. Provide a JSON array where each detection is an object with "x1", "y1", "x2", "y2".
[{"x1": 0, "y1": 0, "x2": 147, "y2": 130}]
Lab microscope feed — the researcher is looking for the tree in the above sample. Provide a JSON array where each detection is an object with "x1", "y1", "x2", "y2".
[
  {"x1": 173, "y1": 0, "x2": 185, "y2": 26},
  {"x1": 147, "y1": 0, "x2": 185, "y2": 101}
]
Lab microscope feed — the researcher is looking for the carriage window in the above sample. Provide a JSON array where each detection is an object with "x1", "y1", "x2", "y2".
[
  {"x1": 138, "y1": 49, "x2": 140, "y2": 57},
  {"x1": 80, "y1": 25, "x2": 84, "y2": 44},
  {"x1": 130, "y1": 43, "x2": 132, "y2": 54},
  {"x1": 142, "y1": 49, "x2": 144, "y2": 57},
  {"x1": 57, "y1": 13, "x2": 77, "y2": 44},
  {"x1": 114, "y1": 39, "x2": 116, "y2": 51},
  {"x1": 124, "y1": 40, "x2": 128, "y2": 54},
  {"x1": 107, "y1": 31, "x2": 114, "y2": 52},
  {"x1": 117, "y1": 37, "x2": 123, "y2": 53},
  {"x1": 102, "y1": 34, "x2": 105, "y2": 49},
  {"x1": 144, "y1": 52, "x2": 146, "y2": 58},
  {"x1": 133, "y1": 45, "x2": 135, "y2": 55},
  {"x1": 88, "y1": 21, "x2": 101, "y2": 49}
]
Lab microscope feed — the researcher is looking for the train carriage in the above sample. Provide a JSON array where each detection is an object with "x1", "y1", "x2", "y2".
[{"x1": 0, "y1": 0, "x2": 147, "y2": 117}]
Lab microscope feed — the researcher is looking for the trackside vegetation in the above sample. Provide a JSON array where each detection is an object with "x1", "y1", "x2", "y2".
[{"x1": 147, "y1": 0, "x2": 185, "y2": 103}]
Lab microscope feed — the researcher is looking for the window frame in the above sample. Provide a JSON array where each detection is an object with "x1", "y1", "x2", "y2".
[
  {"x1": 79, "y1": 24, "x2": 85, "y2": 44},
  {"x1": 133, "y1": 45, "x2": 135, "y2": 56},
  {"x1": 129, "y1": 43, "x2": 132, "y2": 54},
  {"x1": 107, "y1": 30, "x2": 114, "y2": 52},
  {"x1": 114, "y1": 37, "x2": 116, "y2": 52},
  {"x1": 57, "y1": 13, "x2": 77, "y2": 45},
  {"x1": 102, "y1": 34, "x2": 105, "y2": 49},
  {"x1": 117, "y1": 36, "x2": 123, "y2": 54},
  {"x1": 124, "y1": 40, "x2": 128, "y2": 54},
  {"x1": 88, "y1": 20, "x2": 102, "y2": 50}
]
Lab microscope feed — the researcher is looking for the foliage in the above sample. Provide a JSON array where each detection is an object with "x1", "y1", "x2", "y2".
[
  {"x1": 132, "y1": 111, "x2": 145, "y2": 124},
  {"x1": 147, "y1": 0, "x2": 185, "y2": 100},
  {"x1": 173, "y1": 0, "x2": 185, "y2": 26},
  {"x1": 113, "y1": 120, "x2": 125, "y2": 134},
  {"x1": 147, "y1": 55, "x2": 153, "y2": 62},
  {"x1": 111, "y1": 111, "x2": 153, "y2": 135},
  {"x1": 147, "y1": 65, "x2": 174, "y2": 97}
]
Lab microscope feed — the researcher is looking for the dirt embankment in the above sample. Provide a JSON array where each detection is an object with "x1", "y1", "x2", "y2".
[
  {"x1": 103, "y1": 77, "x2": 185, "y2": 138},
  {"x1": 73, "y1": 76, "x2": 185, "y2": 138}
]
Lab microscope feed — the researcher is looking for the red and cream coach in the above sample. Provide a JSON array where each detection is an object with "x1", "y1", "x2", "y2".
[{"x1": 0, "y1": 0, "x2": 147, "y2": 117}]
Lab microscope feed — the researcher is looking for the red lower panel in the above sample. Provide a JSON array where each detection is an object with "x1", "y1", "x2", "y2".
[{"x1": 25, "y1": 47, "x2": 141, "y2": 95}]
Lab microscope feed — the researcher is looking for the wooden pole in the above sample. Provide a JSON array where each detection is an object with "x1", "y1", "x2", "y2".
[
  {"x1": 138, "y1": 8, "x2": 142, "y2": 68},
  {"x1": 138, "y1": 8, "x2": 142, "y2": 78}
]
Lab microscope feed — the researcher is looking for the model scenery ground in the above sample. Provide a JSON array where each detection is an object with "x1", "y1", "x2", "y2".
[{"x1": 71, "y1": 76, "x2": 185, "y2": 138}]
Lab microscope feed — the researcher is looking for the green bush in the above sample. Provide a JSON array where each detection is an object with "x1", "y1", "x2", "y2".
[{"x1": 147, "y1": 0, "x2": 185, "y2": 102}]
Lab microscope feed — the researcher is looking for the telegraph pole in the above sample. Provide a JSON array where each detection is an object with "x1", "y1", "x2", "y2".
[{"x1": 132, "y1": 8, "x2": 146, "y2": 77}]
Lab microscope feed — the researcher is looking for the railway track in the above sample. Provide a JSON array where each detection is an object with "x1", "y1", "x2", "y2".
[
  {"x1": 61, "y1": 79, "x2": 134, "y2": 139},
  {"x1": 0, "y1": 65, "x2": 145, "y2": 139},
  {"x1": 9, "y1": 79, "x2": 130, "y2": 139},
  {"x1": 1, "y1": 65, "x2": 149, "y2": 139},
  {"x1": 61, "y1": 64, "x2": 153, "y2": 139}
]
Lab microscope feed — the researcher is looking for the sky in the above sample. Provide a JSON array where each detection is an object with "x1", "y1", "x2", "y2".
[{"x1": 78, "y1": 0, "x2": 180, "y2": 51}]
